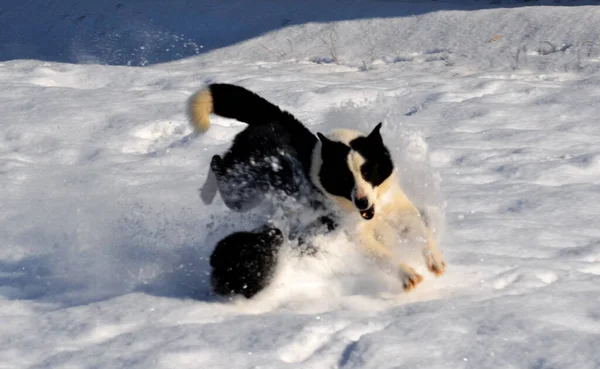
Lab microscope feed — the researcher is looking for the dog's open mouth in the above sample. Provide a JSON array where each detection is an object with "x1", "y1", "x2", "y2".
[{"x1": 359, "y1": 205, "x2": 375, "y2": 220}]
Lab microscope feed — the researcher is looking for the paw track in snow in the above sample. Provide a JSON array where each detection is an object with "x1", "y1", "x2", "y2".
[
  {"x1": 79, "y1": 323, "x2": 138, "y2": 345},
  {"x1": 121, "y1": 120, "x2": 190, "y2": 155},
  {"x1": 278, "y1": 321, "x2": 349, "y2": 363},
  {"x1": 492, "y1": 268, "x2": 558, "y2": 291},
  {"x1": 579, "y1": 264, "x2": 600, "y2": 276},
  {"x1": 26, "y1": 66, "x2": 107, "y2": 90},
  {"x1": 277, "y1": 319, "x2": 389, "y2": 365}
]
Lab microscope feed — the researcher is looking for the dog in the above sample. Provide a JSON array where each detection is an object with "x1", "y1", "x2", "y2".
[{"x1": 188, "y1": 83, "x2": 445, "y2": 297}]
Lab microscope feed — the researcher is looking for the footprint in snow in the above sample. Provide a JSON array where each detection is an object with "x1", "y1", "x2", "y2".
[
  {"x1": 122, "y1": 119, "x2": 190, "y2": 155},
  {"x1": 492, "y1": 268, "x2": 558, "y2": 291}
]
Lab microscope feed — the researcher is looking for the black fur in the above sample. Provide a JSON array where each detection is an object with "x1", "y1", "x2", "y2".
[
  {"x1": 206, "y1": 84, "x2": 336, "y2": 299},
  {"x1": 350, "y1": 123, "x2": 394, "y2": 188},
  {"x1": 209, "y1": 83, "x2": 317, "y2": 177},
  {"x1": 210, "y1": 84, "x2": 296, "y2": 129},
  {"x1": 208, "y1": 84, "x2": 321, "y2": 211},
  {"x1": 203, "y1": 84, "x2": 392, "y2": 299},
  {"x1": 209, "y1": 216, "x2": 336, "y2": 298},
  {"x1": 289, "y1": 214, "x2": 338, "y2": 250},
  {"x1": 316, "y1": 133, "x2": 355, "y2": 202},
  {"x1": 210, "y1": 226, "x2": 284, "y2": 298}
]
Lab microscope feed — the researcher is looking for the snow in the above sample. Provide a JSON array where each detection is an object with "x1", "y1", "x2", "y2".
[{"x1": 1, "y1": 0, "x2": 600, "y2": 368}]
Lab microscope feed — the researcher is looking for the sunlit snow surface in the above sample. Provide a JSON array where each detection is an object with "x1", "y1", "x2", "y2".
[{"x1": 1, "y1": 2, "x2": 600, "y2": 368}]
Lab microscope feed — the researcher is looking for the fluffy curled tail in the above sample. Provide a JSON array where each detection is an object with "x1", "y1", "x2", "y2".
[
  {"x1": 187, "y1": 83, "x2": 286, "y2": 133},
  {"x1": 187, "y1": 88, "x2": 213, "y2": 133}
]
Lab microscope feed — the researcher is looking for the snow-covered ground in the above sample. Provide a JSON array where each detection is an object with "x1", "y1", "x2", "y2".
[{"x1": 1, "y1": 1, "x2": 600, "y2": 368}]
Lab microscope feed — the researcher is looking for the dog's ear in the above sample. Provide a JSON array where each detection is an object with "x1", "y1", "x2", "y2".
[
  {"x1": 367, "y1": 122, "x2": 383, "y2": 142},
  {"x1": 318, "y1": 133, "x2": 350, "y2": 157},
  {"x1": 317, "y1": 133, "x2": 334, "y2": 154},
  {"x1": 317, "y1": 133, "x2": 338, "y2": 149},
  {"x1": 317, "y1": 132, "x2": 330, "y2": 143}
]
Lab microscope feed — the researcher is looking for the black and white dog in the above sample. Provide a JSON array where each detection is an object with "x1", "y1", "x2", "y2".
[{"x1": 188, "y1": 84, "x2": 445, "y2": 298}]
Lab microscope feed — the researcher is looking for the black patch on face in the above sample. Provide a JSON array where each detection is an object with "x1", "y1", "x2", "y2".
[
  {"x1": 349, "y1": 122, "x2": 394, "y2": 187},
  {"x1": 316, "y1": 133, "x2": 354, "y2": 201}
]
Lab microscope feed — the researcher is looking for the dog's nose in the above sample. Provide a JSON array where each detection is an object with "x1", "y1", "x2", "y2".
[{"x1": 353, "y1": 196, "x2": 369, "y2": 210}]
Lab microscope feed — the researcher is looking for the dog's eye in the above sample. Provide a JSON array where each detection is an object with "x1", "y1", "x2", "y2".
[
  {"x1": 344, "y1": 173, "x2": 354, "y2": 184},
  {"x1": 361, "y1": 165, "x2": 371, "y2": 179}
]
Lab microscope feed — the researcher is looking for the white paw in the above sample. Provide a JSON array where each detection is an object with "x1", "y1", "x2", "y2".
[
  {"x1": 399, "y1": 265, "x2": 423, "y2": 291},
  {"x1": 425, "y1": 250, "x2": 446, "y2": 277}
]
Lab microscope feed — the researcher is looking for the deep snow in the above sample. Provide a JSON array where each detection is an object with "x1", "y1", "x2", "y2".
[{"x1": 1, "y1": 1, "x2": 600, "y2": 368}]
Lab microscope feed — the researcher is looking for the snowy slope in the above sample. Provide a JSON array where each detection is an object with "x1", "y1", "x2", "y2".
[
  {"x1": 3, "y1": 0, "x2": 600, "y2": 72},
  {"x1": 1, "y1": 1, "x2": 600, "y2": 368}
]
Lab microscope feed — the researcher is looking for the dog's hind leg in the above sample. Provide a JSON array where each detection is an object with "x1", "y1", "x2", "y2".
[
  {"x1": 210, "y1": 226, "x2": 284, "y2": 298},
  {"x1": 291, "y1": 215, "x2": 338, "y2": 256},
  {"x1": 210, "y1": 155, "x2": 264, "y2": 212}
]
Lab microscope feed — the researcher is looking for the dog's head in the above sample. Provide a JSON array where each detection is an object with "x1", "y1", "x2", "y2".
[{"x1": 312, "y1": 123, "x2": 394, "y2": 220}]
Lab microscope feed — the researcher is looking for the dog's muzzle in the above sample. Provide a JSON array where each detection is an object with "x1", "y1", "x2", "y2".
[
  {"x1": 359, "y1": 205, "x2": 375, "y2": 220},
  {"x1": 354, "y1": 196, "x2": 375, "y2": 220}
]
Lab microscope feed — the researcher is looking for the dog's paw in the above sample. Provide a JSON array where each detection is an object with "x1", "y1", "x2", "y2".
[
  {"x1": 425, "y1": 251, "x2": 446, "y2": 277},
  {"x1": 199, "y1": 168, "x2": 218, "y2": 205},
  {"x1": 399, "y1": 264, "x2": 423, "y2": 291}
]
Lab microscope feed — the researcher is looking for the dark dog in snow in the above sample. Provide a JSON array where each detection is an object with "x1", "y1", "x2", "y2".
[{"x1": 187, "y1": 84, "x2": 445, "y2": 298}]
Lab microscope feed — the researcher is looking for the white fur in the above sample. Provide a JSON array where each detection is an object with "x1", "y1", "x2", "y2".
[
  {"x1": 310, "y1": 129, "x2": 446, "y2": 291},
  {"x1": 347, "y1": 150, "x2": 377, "y2": 209},
  {"x1": 354, "y1": 175, "x2": 446, "y2": 290},
  {"x1": 312, "y1": 129, "x2": 379, "y2": 211},
  {"x1": 326, "y1": 128, "x2": 362, "y2": 145}
]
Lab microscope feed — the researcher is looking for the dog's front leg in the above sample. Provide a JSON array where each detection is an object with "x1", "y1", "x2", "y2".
[
  {"x1": 401, "y1": 210, "x2": 446, "y2": 277},
  {"x1": 420, "y1": 226, "x2": 446, "y2": 277},
  {"x1": 358, "y1": 224, "x2": 423, "y2": 291},
  {"x1": 386, "y1": 189, "x2": 446, "y2": 277}
]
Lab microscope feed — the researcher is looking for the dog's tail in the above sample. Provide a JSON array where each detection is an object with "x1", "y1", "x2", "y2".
[{"x1": 187, "y1": 83, "x2": 286, "y2": 133}]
